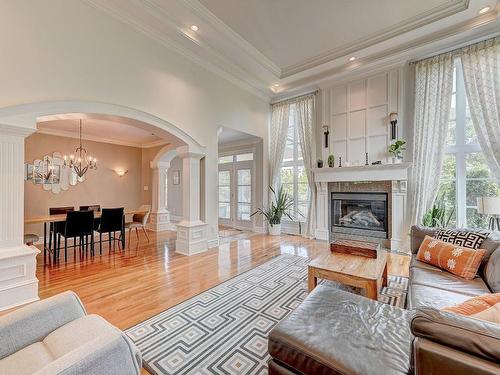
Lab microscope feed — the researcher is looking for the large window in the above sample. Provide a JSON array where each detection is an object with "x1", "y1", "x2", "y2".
[
  {"x1": 438, "y1": 60, "x2": 500, "y2": 228},
  {"x1": 279, "y1": 105, "x2": 310, "y2": 221}
]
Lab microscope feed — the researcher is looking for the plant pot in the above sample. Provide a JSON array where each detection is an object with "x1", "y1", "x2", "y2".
[
  {"x1": 393, "y1": 157, "x2": 402, "y2": 164},
  {"x1": 269, "y1": 224, "x2": 281, "y2": 236}
]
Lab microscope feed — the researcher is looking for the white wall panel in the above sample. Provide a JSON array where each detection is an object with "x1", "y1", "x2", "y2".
[{"x1": 349, "y1": 110, "x2": 366, "y2": 139}]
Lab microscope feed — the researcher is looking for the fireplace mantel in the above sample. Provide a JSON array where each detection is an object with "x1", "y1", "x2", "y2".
[{"x1": 313, "y1": 162, "x2": 411, "y2": 183}]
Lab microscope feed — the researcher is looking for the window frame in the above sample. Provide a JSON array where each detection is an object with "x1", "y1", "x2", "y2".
[{"x1": 441, "y1": 59, "x2": 496, "y2": 228}]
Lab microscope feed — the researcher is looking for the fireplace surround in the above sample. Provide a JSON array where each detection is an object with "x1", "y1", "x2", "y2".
[{"x1": 331, "y1": 192, "x2": 388, "y2": 239}]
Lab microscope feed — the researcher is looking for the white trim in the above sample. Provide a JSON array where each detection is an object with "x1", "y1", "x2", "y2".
[
  {"x1": 314, "y1": 163, "x2": 411, "y2": 183},
  {"x1": 36, "y1": 127, "x2": 170, "y2": 149},
  {"x1": 207, "y1": 238, "x2": 219, "y2": 248}
]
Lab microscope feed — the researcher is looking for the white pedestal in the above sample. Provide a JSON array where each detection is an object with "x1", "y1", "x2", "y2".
[
  {"x1": 175, "y1": 220, "x2": 208, "y2": 255},
  {"x1": 148, "y1": 210, "x2": 172, "y2": 232}
]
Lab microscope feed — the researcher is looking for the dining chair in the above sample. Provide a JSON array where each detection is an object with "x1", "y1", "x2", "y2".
[
  {"x1": 56, "y1": 210, "x2": 94, "y2": 262},
  {"x1": 125, "y1": 205, "x2": 151, "y2": 245},
  {"x1": 79, "y1": 204, "x2": 101, "y2": 228},
  {"x1": 48, "y1": 206, "x2": 74, "y2": 252},
  {"x1": 95, "y1": 208, "x2": 125, "y2": 254}
]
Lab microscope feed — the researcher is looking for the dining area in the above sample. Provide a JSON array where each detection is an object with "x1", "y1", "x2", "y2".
[{"x1": 24, "y1": 205, "x2": 151, "y2": 263}]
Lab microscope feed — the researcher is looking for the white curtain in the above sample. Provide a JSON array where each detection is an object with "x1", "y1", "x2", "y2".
[
  {"x1": 295, "y1": 94, "x2": 317, "y2": 238},
  {"x1": 410, "y1": 53, "x2": 454, "y2": 225},
  {"x1": 269, "y1": 101, "x2": 290, "y2": 192},
  {"x1": 461, "y1": 37, "x2": 500, "y2": 182}
]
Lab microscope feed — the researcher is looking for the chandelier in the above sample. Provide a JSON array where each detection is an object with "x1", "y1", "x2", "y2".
[{"x1": 63, "y1": 119, "x2": 97, "y2": 178}]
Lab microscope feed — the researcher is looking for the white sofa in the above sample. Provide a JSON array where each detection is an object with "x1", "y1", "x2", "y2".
[{"x1": 0, "y1": 291, "x2": 141, "y2": 375}]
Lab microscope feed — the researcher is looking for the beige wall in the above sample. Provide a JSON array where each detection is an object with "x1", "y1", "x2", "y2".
[{"x1": 24, "y1": 133, "x2": 148, "y2": 237}]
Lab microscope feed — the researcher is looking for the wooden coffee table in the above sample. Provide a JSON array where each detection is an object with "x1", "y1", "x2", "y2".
[{"x1": 308, "y1": 249, "x2": 388, "y2": 300}]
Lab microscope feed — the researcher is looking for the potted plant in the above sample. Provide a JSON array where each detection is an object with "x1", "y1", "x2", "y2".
[
  {"x1": 328, "y1": 154, "x2": 335, "y2": 168},
  {"x1": 251, "y1": 186, "x2": 295, "y2": 235},
  {"x1": 388, "y1": 139, "x2": 406, "y2": 163},
  {"x1": 422, "y1": 195, "x2": 455, "y2": 228},
  {"x1": 317, "y1": 159, "x2": 324, "y2": 168}
]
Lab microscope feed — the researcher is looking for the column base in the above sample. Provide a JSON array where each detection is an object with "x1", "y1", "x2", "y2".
[
  {"x1": 0, "y1": 244, "x2": 40, "y2": 311},
  {"x1": 147, "y1": 211, "x2": 172, "y2": 232},
  {"x1": 315, "y1": 228, "x2": 329, "y2": 241},
  {"x1": 175, "y1": 220, "x2": 208, "y2": 256}
]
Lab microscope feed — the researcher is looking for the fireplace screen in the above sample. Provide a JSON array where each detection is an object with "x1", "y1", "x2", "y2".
[{"x1": 331, "y1": 192, "x2": 388, "y2": 236}]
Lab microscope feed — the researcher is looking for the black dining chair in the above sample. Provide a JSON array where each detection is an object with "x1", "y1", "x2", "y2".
[
  {"x1": 95, "y1": 208, "x2": 125, "y2": 254},
  {"x1": 49, "y1": 206, "x2": 74, "y2": 252},
  {"x1": 79, "y1": 205, "x2": 101, "y2": 228},
  {"x1": 56, "y1": 210, "x2": 95, "y2": 262}
]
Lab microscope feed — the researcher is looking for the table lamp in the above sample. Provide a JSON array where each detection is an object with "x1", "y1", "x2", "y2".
[{"x1": 477, "y1": 197, "x2": 500, "y2": 230}]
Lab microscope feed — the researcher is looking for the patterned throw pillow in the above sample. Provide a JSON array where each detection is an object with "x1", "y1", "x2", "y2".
[
  {"x1": 443, "y1": 293, "x2": 500, "y2": 324},
  {"x1": 416, "y1": 236, "x2": 486, "y2": 279},
  {"x1": 434, "y1": 229, "x2": 488, "y2": 249}
]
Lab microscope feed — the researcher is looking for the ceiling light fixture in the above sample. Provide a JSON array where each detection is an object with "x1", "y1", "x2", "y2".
[
  {"x1": 478, "y1": 6, "x2": 491, "y2": 14},
  {"x1": 190, "y1": 25, "x2": 199, "y2": 31},
  {"x1": 63, "y1": 119, "x2": 97, "y2": 179},
  {"x1": 349, "y1": 56, "x2": 356, "y2": 62},
  {"x1": 273, "y1": 84, "x2": 279, "y2": 87}
]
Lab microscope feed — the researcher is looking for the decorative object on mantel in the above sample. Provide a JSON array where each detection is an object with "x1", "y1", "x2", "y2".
[
  {"x1": 365, "y1": 152, "x2": 369, "y2": 166},
  {"x1": 477, "y1": 196, "x2": 500, "y2": 230},
  {"x1": 389, "y1": 112, "x2": 398, "y2": 140},
  {"x1": 328, "y1": 154, "x2": 335, "y2": 168},
  {"x1": 251, "y1": 186, "x2": 298, "y2": 236},
  {"x1": 330, "y1": 239, "x2": 379, "y2": 259},
  {"x1": 388, "y1": 139, "x2": 406, "y2": 163},
  {"x1": 26, "y1": 152, "x2": 78, "y2": 194},
  {"x1": 338, "y1": 156, "x2": 342, "y2": 168},
  {"x1": 317, "y1": 159, "x2": 324, "y2": 168},
  {"x1": 372, "y1": 161, "x2": 382, "y2": 165},
  {"x1": 62, "y1": 119, "x2": 97, "y2": 179},
  {"x1": 322, "y1": 125, "x2": 330, "y2": 148}
]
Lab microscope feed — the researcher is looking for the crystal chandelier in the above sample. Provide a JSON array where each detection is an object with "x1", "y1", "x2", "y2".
[{"x1": 63, "y1": 119, "x2": 97, "y2": 178}]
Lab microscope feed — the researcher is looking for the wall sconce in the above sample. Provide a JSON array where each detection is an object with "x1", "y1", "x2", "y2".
[
  {"x1": 322, "y1": 125, "x2": 330, "y2": 148},
  {"x1": 389, "y1": 112, "x2": 398, "y2": 140},
  {"x1": 114, "y1": 169, "x2": 128, "y2": 177}
]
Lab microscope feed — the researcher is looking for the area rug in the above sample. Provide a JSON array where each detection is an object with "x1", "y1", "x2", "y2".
[{"x1": 126, "y1": 254, "x2": 408, "y2": 375}]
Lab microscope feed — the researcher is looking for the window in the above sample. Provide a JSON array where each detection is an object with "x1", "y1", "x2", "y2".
[
  {"x1": 438, "y1": 60, "x2": 500, "y2": 228},
  {"x1": 279, "y1": 105, "x2": 309, "y2": 221}
]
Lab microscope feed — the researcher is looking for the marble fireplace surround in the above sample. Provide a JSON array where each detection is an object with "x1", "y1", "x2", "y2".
[{"x1": 314, "y1": 163, "x2": 411, "y2": 251}]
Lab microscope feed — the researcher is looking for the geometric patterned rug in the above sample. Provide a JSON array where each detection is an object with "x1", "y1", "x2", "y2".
[{"x1": 126, "y1": 254, "x2": 408, "y2": 375}]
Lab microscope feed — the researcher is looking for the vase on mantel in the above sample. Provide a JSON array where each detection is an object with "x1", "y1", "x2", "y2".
[
  {"x1": 269, "y1": 224, "x2": 281, "y2": 236},
  {"x1": 392, "y1": 157, "x2": 403, "y2": 164}
]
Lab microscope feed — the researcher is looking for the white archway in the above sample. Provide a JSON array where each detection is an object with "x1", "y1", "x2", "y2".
[{"x1": 0, "y1": 100, "x2": 208, "y2": 311}]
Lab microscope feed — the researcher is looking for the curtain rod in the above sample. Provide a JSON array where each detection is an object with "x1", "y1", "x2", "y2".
[
  {"x1": 271, "y1": 89, "x2": 318, "y2": 105},
  {"x1": 409, "y1": 34, "x2": 499, "y2": 65}
]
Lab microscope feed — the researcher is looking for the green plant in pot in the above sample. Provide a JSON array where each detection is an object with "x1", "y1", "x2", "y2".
[
  {"x1": 328, "y1": 154, "x2": 335, "y2": 168},
  {"x1": 422, "y1": 194, "x2": 455, "y2": 228},
  {"x1": 388, "y1": 139, "x2": 406, "y2": 163},
  {"x1": 251, "y1": 186, "x2": 296, "y2": 235}
]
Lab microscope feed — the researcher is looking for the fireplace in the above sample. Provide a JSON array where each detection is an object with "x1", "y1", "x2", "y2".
[{"x1": 331, "y1": 192, "x2": 388, "y2": 239}]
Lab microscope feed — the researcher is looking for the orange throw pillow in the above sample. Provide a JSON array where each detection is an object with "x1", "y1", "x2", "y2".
[
  {"x1": 443, "y1": 293, "x2": 500, "y2": 324},
  {"x1": 416, "y1": 236, "x2": 485, "y2": 279}
]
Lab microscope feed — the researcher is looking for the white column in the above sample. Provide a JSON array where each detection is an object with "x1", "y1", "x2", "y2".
[
  {"x1": 175, "y1": 145, "x2": 208, "y2": 255},
  {"x1": 148, "y1": 161, "x2": 171, "y2": 231},
  {"x1": 315, "y1": 182, "x2": 330, "y2": 240},
  {"x1": 390, "y1": 180, "x2": 408, "y2": 252},
  {"x1": 0, "y1": 123, "x2": 40, "y2": 311}
]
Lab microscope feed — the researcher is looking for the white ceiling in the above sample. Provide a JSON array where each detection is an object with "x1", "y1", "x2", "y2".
[
  {"x1": 218, "y1": 127, "x2": 261, "y2": 145},
  {"x1": 198, "y1": 0, "x2": 449, "y2": 69},
  {"x1": 37, "y1": 118, "x2": 170, "y2": 148},
  {"x1": 86, "y1": 0, "x2": 500, "y2": 99}
]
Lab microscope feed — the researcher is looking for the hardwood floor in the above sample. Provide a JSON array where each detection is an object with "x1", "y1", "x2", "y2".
[{"x1": 34, "y1": 230, "x2": 409, "y2": 331}]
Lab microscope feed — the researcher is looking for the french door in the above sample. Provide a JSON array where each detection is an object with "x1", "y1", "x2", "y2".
[{"x1": 218, "y1": 161, "x2": 253, "y2": 228}]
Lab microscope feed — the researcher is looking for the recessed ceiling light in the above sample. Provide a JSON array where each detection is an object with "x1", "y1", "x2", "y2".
[
  {"x1": 349, "y1": 56, "x2": 356, "y2": 62},
  {"x1": 478, "y1": 6, "x2": 491, "y2": 14},
  {"x1": 273, "y1": 84, "x2": 280, "y2": 87},
  {"x1": 190, "y1": 25, "x2": 199, "y2": 31}
]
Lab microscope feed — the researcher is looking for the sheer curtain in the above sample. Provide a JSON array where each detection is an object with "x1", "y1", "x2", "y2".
[
  {"x1": 410, "y1": 53, "x2": 454, "y2": 225},
  {"x1": 461, "y1": 37, "x2": 500, "y2": 182},
  {"x1": 295, "y1": 94, "x2": 316, "y2": 238},
  {"x1": 269, "y1": 101, "x2": 290, "y2": 192}
]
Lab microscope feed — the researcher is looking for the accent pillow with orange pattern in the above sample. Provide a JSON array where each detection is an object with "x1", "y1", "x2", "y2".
[
  {"x1": 443, "y1": 293, "x2": 500, "y2": 324},
  {"x1": 416, "y1": 235, "x2": 486, "y2": 279}
]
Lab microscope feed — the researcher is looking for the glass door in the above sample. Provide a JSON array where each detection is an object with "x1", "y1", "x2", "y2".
[
  {"x1": 218, "y1": 168, "x2": 232, "y2": 226},
  {"x1": 235, "y1": 167, "x2": 252, "y2": 227}
]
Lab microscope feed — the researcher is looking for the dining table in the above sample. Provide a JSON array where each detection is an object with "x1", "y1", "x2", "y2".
[{"x1": 25, "y1": 209, "x2": 148, "y2": 261}]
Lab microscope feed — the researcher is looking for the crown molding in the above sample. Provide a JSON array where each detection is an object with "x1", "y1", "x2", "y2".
[
  {"x1": 84, "y1": 0, "x2": 271, "y2": 101},
  {"x1": 180, "y1": 0, "x2": 281, "y2": 77},
  {"x1": 280, "y1": 0, "x2": 470, "y2": 78},
  {"x1": 35, "y1": 128, "x2": 168, "y2": 149}
]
